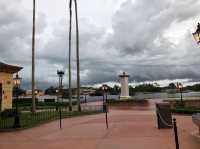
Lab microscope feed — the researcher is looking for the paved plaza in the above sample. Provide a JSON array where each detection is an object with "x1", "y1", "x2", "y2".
[{"x1": 0, "y1": 101, "x2": 200, "y2": 149}]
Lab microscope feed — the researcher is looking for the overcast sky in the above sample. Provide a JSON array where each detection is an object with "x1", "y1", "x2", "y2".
[{"x1": 1, "y1": 0, "x2": 200, "y2": 89}]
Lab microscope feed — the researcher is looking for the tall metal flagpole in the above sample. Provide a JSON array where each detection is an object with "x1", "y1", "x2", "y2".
[
  {"x1": 68, "y1": 0, "x2": 72, "y2": 111},
  {"x1": 74, "y1": 0, "x2": 81, "y2": 112},
  {"x1": 32, "y1": 0, "x2": 36, "y2": 113}
]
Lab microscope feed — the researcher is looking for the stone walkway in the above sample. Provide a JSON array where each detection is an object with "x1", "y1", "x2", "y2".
[{"x1": 0, "y1": 102, "x2": 200, "y2": 149}]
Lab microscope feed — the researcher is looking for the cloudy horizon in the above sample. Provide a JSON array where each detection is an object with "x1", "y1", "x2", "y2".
[{"x1": 1, "y1": 0, "x2": 200, "y2": 89}]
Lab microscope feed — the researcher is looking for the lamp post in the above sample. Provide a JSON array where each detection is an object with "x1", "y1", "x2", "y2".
[
  {"x1": 84, "y1": 93, "x2": 87, "y2": 103},
  {"x1": 102, "y1": 84, "x2": 108, "y2": 128},
  {"x1": 57, "y1": 70, "x2": 64, "y2": 129},
  {"x1": 177, "y1": 82, "x2": 183, "y2": 106},
  {"x1": 57, "y1": 70, "x2": 64, "y2": 101},
  {"x1": 116, "y1": 86, "x2": 120, "y2": 100},
  {"x1": 13, "y1": 73, "x2": 22, "y2": 128},
  {"x1": 102, "y1": 84, "x2": 108, "y2": 104}
]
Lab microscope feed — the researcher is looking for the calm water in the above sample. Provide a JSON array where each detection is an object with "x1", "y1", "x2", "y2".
[
  {"x1": 37, "y1": 92, "x2": 200, "y2": 102},
  {"x1": 80, "y1": 92, "x2": 200, "y2": 102}
]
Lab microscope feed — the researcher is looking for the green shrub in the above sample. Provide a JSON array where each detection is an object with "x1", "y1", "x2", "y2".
[{"x1": 172, "y1": 107, "x2": 200, "y2": 114}]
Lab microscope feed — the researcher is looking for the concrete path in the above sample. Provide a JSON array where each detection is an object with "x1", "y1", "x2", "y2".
[{"x1": 0, "y1": 103, "x2": 200, "y2": 149}]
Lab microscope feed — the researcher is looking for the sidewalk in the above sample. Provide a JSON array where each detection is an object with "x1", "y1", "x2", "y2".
[{"x1": 0, "y1": 101, "x2": 199, "y2": 149}]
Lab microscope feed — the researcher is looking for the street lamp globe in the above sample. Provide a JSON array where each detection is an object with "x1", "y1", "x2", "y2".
[
  {"x1": 193, "y1": 32, "x2": 200, "y2": 44},
  {"x1": 102, "y1": 84, "x2": 108, "y2": 91},
  {"x1": 13, "y1": 73, "x2": 22, "y2": 88},
  {"x1": 192, "y1": 22, "x2": 200, "y2": 44},
  {"x1": 177, "y1": 82, "x2": 183, "y2": 90}
]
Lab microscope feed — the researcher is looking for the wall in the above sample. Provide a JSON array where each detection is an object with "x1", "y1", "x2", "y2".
[{"x1": 0, "y1": 72, "x2": 13, "y2": 111}]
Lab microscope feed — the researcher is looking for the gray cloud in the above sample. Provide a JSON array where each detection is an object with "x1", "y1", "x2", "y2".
[{"x1": 1, "y1": 0, "x2": 200, "y2": 89}]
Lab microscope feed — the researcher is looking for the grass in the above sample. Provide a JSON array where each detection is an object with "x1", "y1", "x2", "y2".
[
  {"x1": 0, "y1": 109, "x2": 103, "y2": 131},
  {"x1": 172, "y1": 107, "x2": 200, "y2": 114}
]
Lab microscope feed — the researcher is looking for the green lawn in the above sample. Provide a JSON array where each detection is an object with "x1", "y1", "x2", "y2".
[
  {"x1": 0, "y1": 109, "x2": 103, "y2": 130},
  {"x1": 172, "y1": 107, "x2": 200, "y2": 114}
]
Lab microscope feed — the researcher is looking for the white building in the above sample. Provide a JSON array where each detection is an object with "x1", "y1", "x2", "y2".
[{"x1": 119, "y1": 72, "x2": 130, "y2": 99}]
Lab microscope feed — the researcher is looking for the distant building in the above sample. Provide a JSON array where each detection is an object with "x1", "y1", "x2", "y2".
[
  {"x1": 119, "y1": 72, "x2": 130, "y2": 99},
  {"x1": 71, "y1": 87, "x2": 96, "y2": 96},
  {"x1": 26, "y1": 89, "x2": 45, "y2": 97},
  {"x1": 61, "y1": 87, "x2": 96, "y2": 97},
  {"x1": 0, "y1": 62, "x2": 22, "y2": 111}
]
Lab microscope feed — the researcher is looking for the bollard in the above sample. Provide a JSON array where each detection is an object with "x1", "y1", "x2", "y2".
[
  {"x1": 59, "y1": 107, "x2": 62, "y2": 129},
  {"x1": 173, "y1": 118, "x2": 180, "y2": 149},
  {"x1": 105, "y1": 104, "x2": 108, "y2": 129}
]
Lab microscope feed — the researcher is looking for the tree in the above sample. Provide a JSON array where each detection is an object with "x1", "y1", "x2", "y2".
[
  {"x1": 31, "y1": 0, "x2": 36, "y2": 113},
  {"x1": 168, "y1": 83, "x2": 176, "y2": 89},
  {"x1": 45, "y1": 86, "x2": 57, "y2": 95},
  {"x1": 74, "y1": 0, "x2": 81, "y2": 112},
  {"x1": 68, "y1": 0, "x2": 72, "y2": 111}
]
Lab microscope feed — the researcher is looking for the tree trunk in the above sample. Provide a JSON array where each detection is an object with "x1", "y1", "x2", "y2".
[
  {"x1": 74, "y1": 0, "x2": 81, "y2": 112},
  {"x1": 31, "y1": 0, "x2": 36, "y2": 113},
  {"x1": 68, "y1": 0, "x2": 72, "y2": 111}
]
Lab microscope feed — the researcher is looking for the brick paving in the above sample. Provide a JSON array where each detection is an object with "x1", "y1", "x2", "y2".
[{"x1": 0, "y1": 101, "x2": 200, "y2": 149}]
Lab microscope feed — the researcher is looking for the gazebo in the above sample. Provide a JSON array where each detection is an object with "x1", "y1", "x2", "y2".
[{"x1": 0, "y1": 62, "x2": 23, "y2": 111}]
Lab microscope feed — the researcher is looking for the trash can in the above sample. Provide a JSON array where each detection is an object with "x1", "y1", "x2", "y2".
[{"x1": 156, "y1": 102, "x2": 172, "y2": 129}]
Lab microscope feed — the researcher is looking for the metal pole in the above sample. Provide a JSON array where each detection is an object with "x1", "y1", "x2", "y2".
[
  {"x1": 180, "y1": 88, "x2": 183, "y2": 106},
  {"x1": 105, "y1": 91, "x2": 108, "y2": 129},
  {"x1": 106, "y1": 91, "x2": 108, "y2": 103},
  {"x1": 173, "y1": 118, "x2": 180, "y2": 149},
  {"x1": 31, "y1": 0, "x2": 36, "y2": 113},
  {"x1": 103, "y1": 91, "x2": 105, "y2": 103},
  {"x1": 59, "y1": 107, "x2": 62, "y2": 129},
  {"x1": 74, "y1": 0, "x2": 81, "y2": 112},
  {"x1": 85, "y1": 94, "x2": 87, "y2": 103},
  {"x1": 106, "y1": 107, "x2": 108, "y2": 129},
  {"x1": 68, "y1": 0, "x2": 72, "y2": 112},
  {"x1": 13, "y1": 88, "x2": 20, "y2": 128}
]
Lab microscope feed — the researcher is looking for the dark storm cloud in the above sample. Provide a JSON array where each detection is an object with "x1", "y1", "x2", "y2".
[{"x1": 1, "y1": 0, "x2": 200, "y2": 89}]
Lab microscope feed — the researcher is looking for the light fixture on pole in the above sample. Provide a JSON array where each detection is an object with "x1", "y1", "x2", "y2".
[
  {"x1": 177, "y1": 82, "x2": 183, "y2": 106},
  {"x1": 13, "y1": 73, "x2": 22, "y2": 128},
  {"x1": 57, "y1": 70, "x2": 64, "y2": 102},
  {"x1": 57, "y1": 70, "x2": 64, "y2": 129},
  {"x1": 101, "y1": 84, "x2": 109, "y2": 129},
  {"x1": 192, "y1": 22, "x2": 200, "y2": 44}
]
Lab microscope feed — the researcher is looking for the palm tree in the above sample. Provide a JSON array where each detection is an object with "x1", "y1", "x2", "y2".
[
  {"x1": 74, "y1": 0, "x2": 81, "y2": 111},
  {"x1": 31, "y1": 0, "x2": 36, "y2": 113},
  {"x1": 68, "y1": 0, "x2": 72, "y2": 111}
]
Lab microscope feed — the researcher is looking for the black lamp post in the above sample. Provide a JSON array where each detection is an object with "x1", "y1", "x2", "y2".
[
  {"x1": 84, "y1": 93, "x2": 87, "y2": 103},
  {"x1": 102, "y1": 84, "x2": 108, "y2": 104},
  {"x1": 57, "y1": 70, "x2": 64, "y2": 129},
  {"x1": 101, "y1": 84, "x2": 108, "y2": 128},
  {"x1": 13, "y1": 73, "x2": 22, "y2": 128},
  {"x1": 177, "y1": 82, "x2": 183, "y2": 106},
  {"x1": 57, "y1": 70, "x2": 64, "y2": 102}
]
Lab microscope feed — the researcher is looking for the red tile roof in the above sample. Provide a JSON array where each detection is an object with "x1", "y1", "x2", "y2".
[{"x1": 0, "y1": 62, "x2": 23, "y2": 74}]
